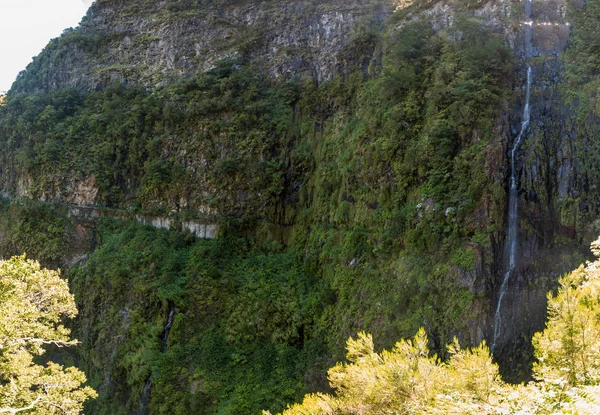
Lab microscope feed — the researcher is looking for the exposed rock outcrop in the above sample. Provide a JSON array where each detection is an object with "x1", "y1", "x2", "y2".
[{"x1": 13, "y1": 0, "x2": 394, "y2": 92}]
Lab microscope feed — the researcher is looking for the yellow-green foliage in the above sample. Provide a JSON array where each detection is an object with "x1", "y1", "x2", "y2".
[
  {"x1": 269, "y1": 330, "x2": 507, "y2": 415},
  {"x1": 0, "y1": 256, "x2": 96, "y2": 414},
  {"x1": 269, "y1": 238, "x2": 600, "y2": 415},
  {"x1": 533, "y1": 240, "x2": 600, "y2": 386}
]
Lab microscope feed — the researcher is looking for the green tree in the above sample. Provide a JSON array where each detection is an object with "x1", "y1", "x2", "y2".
[{"x1": 0, "y1": 256, "x2": 96, "y2": 414}]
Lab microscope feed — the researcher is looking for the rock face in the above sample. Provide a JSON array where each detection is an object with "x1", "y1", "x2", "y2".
[
  {"x1": 386, "y1": 0, "x2": 593, "y2": 375},
  {"x1": 69, "y1": 175, "x2": 99, "y2": 206},
  {"x1": 13, "y1": 0, "x2": 393, "y2": 93}
]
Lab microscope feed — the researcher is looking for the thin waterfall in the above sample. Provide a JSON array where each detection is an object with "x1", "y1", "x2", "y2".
[
  {"x1": 161, "y1": 306, "x2": 176, "y2": 353},
  {"x1": 492, "y1": 0, "x2": 533, "y2": 352},
  {"x1": 139, "y1": 302, "x2": 176, "y2": 415},
  {"x1": 139, "y1": 380, "x2": 152, "y2": 415}
]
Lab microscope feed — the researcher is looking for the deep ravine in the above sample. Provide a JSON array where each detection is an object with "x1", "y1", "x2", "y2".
[{"x1": 492, "y1": 0, "x2": 534, "y2": 352}]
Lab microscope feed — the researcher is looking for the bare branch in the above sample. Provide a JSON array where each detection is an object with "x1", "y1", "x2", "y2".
[
  {"x1": 0, "y1": 396, "x2": 42, "y2": 414},
  {"x1": 45, "y1": 400, "x2": 69, "y2": 415},
  {"x1": 4, "y1": 338, "x2": 80, "y2": 348}
]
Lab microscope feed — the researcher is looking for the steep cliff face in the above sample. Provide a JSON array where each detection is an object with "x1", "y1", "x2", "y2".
[
  {"x1": 399, "y1": 0, "x2": 596, "y2": 376},
  {"x1": 13, "y1": 0, "x2": 391, "y2": 93},
  {"x1": 1, "y1": 0, "x2": 395, "y2": 214},
  {"x1": 488, "y1": 0, "x2": 596, "y2": 374},
  {"x1": 3, "y1": 0, "x2": 600, "y2": 412}
]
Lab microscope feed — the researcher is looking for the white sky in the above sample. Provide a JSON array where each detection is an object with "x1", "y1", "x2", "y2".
[{"x1": 0, "y1": 0, "x2": 92, "y2": 92}]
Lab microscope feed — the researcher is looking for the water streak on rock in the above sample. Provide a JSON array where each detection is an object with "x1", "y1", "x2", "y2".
[
  {"x1": 492, "y1": 0, "x2": 533, "y2": 352},
  {"x1": 139, "y1": 302, "x2": 176, "y2": 415}
]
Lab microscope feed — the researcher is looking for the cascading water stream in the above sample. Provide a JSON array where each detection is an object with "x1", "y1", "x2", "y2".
[
  {"x1": 139, "y1": 303, "x2": 176, "y2": 415},
  {"x1": 139, "y1": 381, "x2": 152, "y2": 415},
  {"x1": 161, "y1": 307, "x2": 176, "y2": 354},
  {"x1": 492, "y1": 0, "x2": 533, "y2": 353}
]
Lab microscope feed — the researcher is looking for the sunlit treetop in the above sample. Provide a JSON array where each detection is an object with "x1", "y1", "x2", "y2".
[{"x1": 0, "y1": 256, "x2": 96, "y2": 415}]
